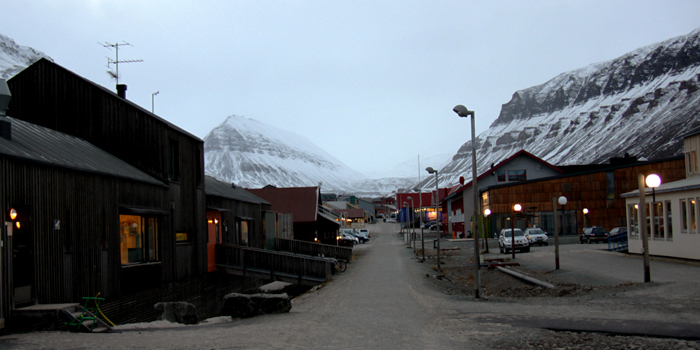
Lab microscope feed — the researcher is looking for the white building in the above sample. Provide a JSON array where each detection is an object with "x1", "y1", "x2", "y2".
[{"x1": 623, "y1": 126, "x2": 700, "y2": 260}]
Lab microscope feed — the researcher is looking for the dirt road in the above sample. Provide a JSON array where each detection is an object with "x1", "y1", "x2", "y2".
[{"x1": 1, "y1": 222, "x2": 699, "y2": 349}]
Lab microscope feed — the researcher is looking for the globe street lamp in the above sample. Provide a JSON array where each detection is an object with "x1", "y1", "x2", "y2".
[
  {"x1": 557, "y1": 196, "x2": 567, "y2": 270},
  {"x1": 583, "y1": 208, "x2": 589, "y2": 232},
  {"x1": 484, "y1": 208, "x2": 492, "y2": 242},
  {"x1": 511, "y1": 204, "x2": 522, "y2": 259},
  {"x1": 646, "y1": 174, "x2": 661, "y2": 203},
  {"x1": 426, "y1": 167, "x2": 441, "y2": 274},
  {"x1": 453, "y1": 104, "x2": 481, "y2": 298},
  {"x1": 414, "y1": 187, "x2": 425, "y2": 262},
  {"x1": 639, "y1": 174, "x2": 661, "y2": 282}
]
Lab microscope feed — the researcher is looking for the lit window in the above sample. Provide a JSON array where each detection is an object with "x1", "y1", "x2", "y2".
[
  {"x1": 681, "y1": 199, "x2": 688, "y2": 232},
  {"x1": 120, "y1": 214, "x2": 159, "y2": 264},
  {"x1": 691, "y1": 199, "x2": 697, "y2": 233}
]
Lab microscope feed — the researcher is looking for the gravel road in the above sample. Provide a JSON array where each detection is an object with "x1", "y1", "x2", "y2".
[{"x1": 1, "y1": 222, "x2": 699, "y2": 349}]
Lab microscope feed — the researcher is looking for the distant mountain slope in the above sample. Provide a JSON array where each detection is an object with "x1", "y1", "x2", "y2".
[
  {"x1": 425, "y1": 27, "x2": 700, "y2": 188},
  {"x1": 204, "y1": 115, "x2": 367, "y2": 192},
  {"x1": 0, "y1": 34, "x2": 52, "y2": 79}
]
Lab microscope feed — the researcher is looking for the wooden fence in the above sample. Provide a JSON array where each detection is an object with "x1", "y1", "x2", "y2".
[
  {"x1": 274, "y1": 238, "x2": 353, "y2": 261},
  {"x1": 215, "y1": 244, "x2": 332, "y2": 286}
]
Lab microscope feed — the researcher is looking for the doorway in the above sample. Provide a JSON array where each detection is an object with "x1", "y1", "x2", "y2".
[{"x1": 12, "y1": 220, "x2": 33, "y2": 307}]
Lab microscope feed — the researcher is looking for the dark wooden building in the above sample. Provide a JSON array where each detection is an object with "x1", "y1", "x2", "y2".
[
  {"x1": 247, "y1": 186, "x2": 341, "y2": 244},
  {"x1": 1, "y1": 60, "x2": 262, "y2": 327},
  {"x1": 204, "y1": 176, "x2": 271, "y2": 272}
]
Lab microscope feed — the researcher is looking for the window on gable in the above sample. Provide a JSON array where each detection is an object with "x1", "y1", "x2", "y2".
[
  {"x1": 497, "y1": 170, "x2": 506, "y2": 182},
  {"x1": 508, "y1": 170, "x2": 526, "y2": 181}
]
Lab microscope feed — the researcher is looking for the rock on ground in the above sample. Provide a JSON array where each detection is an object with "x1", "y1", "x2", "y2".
[
  {"x1": 221, "y1": 293, "x2": 291, "y2": 319},
  {"x1": 153, "y1": 301, "x2": 198, "y2": 325}
]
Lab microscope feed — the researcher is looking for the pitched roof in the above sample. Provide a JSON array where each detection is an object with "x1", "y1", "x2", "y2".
[
  {"x1": 445, "y1": 149, "x2": 562, "y2": 200},
  {"x1": 247, "y1": 186, "x2": 320, "y2": 222},
  {"x1": 333, "y1": 208, "x2": 365, "y2": 219},
  {"x1": 0, "y1": 117, "x2": 164, "y2": 186},
  {"x1": 15, "y1": 58, "x2": 201, "y2": 142},
  {"x1": 204, "y1": 176, "x2": 269, "y2": 205}
]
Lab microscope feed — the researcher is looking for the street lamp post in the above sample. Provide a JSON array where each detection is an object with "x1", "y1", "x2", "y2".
[
  {"x1": 453, "y1": 105, "x2": 481, "y2": 298},
  {"x1": 641, "y1": 173, "x2": 661, "y2": 283},
  {"x1": 556, "y1": 196, "x2": 567, "y2": 270},
  {"x1": 151, "y1": 91, "x2": 159, "y2": 113},
  {"x1": 426, "y1": 167, "x2": 441, "y2": 274},
  {"x1": 484, "y1": 208, "x2": 491, "y2": 243},
  {"x1": 583, "y1": 208, "x2": 589, "y2": 231},
  {"x1": 511, "y1": 204, "x2": 522, "y2": 260},
  {"x1": 414, "y1": 187, "x2": 424, "y2": 261}
]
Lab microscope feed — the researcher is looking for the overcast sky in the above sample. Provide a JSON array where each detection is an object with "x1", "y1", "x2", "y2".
[{"x1": 4, "y1": 1, "x2": 700, "y2": 177}]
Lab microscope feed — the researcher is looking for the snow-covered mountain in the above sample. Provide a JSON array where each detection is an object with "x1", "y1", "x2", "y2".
[
  {"x1": 204, "y1": 115, "x2": 370, "y2": 193},
  {"x1": 0, "y1": 34, "x2": 52, "y2": 79},
  {"x1": 424, "y1": 26, "x2": 700, "y2": 189}
]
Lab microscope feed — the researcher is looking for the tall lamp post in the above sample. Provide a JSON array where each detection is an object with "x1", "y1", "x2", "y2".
[
  {"x1": 453, "y1": 105, "x2": 481, "y2": 298},
  {"x1": 582, "y1": 208, "x2": 589, "y2": 231},
  {"x1": 426, "y1": 167, "x2": 441, "y2": 274},
  {"x1": 407, "y1": 196, "x2": 415, "y2": 251},
  {"x1": 484, "y1": 208, "x2": 492, "y2": 244},
  {"x1": 414, "y1": 187, "x2": 425, "y2": 261},
  {"x1": 151, "y1": 91, "x2": 159, "y2": 113},
  {"x1": 641, "y1": 173, "x2": 661, "y2": 282},
  {"x1": 557, "y1": 196, "x2": 567, "y2": 270},
  {"x1": 511, "y1": 204, "x2": 522, "y2": 260}
]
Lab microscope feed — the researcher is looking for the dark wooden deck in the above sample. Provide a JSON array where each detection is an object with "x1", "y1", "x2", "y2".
[
  {"x1": 215, "y1": 244, "x2": 332, "y2": 286},
  {"x1": 274, "y1": 238, "x2": 353, "y2": 261}
]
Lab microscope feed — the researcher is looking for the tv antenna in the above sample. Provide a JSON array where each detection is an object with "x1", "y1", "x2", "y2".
[{"x1": 101, "y1": 41, "x2": 143, "y2": 84}]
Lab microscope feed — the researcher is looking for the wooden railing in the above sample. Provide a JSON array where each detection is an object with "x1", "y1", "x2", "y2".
[
  {"x1": 274, "y1": 238, "x2": 353, "y2": 261},
  {"x1": 215, "y1": 243, "x2": 332, "y2": 286}
]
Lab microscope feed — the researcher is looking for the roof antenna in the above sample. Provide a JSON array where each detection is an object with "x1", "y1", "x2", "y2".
[{"x1": 101, "y1": 41, "x2": 143, "y2": 85}]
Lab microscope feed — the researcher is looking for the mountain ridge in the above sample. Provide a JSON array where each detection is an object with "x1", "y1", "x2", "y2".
[{"x1": 423, "y1": 26, "x2": 700, "y2": 189}]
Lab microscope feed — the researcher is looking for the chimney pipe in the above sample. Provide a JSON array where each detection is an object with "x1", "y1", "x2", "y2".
[
  {"x1": 0, "y1": 79, "x2": 12, "y2": 140},
  {"x1": 117, "y1": 84, "x2": 127, "y2": 99}
]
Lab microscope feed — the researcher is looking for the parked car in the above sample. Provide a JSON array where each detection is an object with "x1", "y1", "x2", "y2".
[
  {"x1": 428, "y1": 222, "x2": 442, "y2": 231},
  {"x1": 354, "y1": 231, "x2": 369, "y2": 243},
  {"x1": 580, "y1": 226, "x2": 608, "y2": 243},
  {"x1": 339, "y1": 230, "x2": 358, "y2": 245},
  {"x1": 524, "y1": 227, "x2": 549, "y2": 246},
  {"x1": 499, "y1": 228, "x2": 530, "y2": 253},
  {"x1": 358, "y1": 228, "x2": 370, "y2": 238},
  {"x1": 608, "y1": 227, "x2": 628, "y2": 242}
]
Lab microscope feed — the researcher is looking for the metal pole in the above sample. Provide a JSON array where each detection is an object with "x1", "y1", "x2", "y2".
[
  {"x1": 553, "y1": 197, "x2": 560, "y2": 270},
  {"x1": 470, "y1": 112, "x2": 481, "y2": 298},
  {"x1": 435, "y1": 172, "x2": 441, "y2": 274},
  {"x1": 510, "y1": 210, "x2": 516, "y2": 260},
  {"x1": 638, "y1": 174, "x2": 651, "y2": 282}
]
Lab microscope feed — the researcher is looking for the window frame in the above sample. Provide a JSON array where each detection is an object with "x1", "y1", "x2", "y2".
[
  {"x1": 508, "y1": 169, "x2": 527, "y2": 182},
  {"x1": 119, "y1": 214, "x2": 160, "y2": 265}
]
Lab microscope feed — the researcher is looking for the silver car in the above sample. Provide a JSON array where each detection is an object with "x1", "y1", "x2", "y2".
[
  {"x1": 524, "y1": 227, "x2": 549, "y2": 246},
  {"x1": 499, "y1": 228, "x2": 530, "y2": 253}
]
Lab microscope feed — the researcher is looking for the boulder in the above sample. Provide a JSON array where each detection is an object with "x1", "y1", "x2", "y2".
[
  {"x1": 221, "y1": 293, "x2": 291, "y2": 318},
  {"x1": 153, "y1": 301, "x2": 198, "y2": 325}
]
